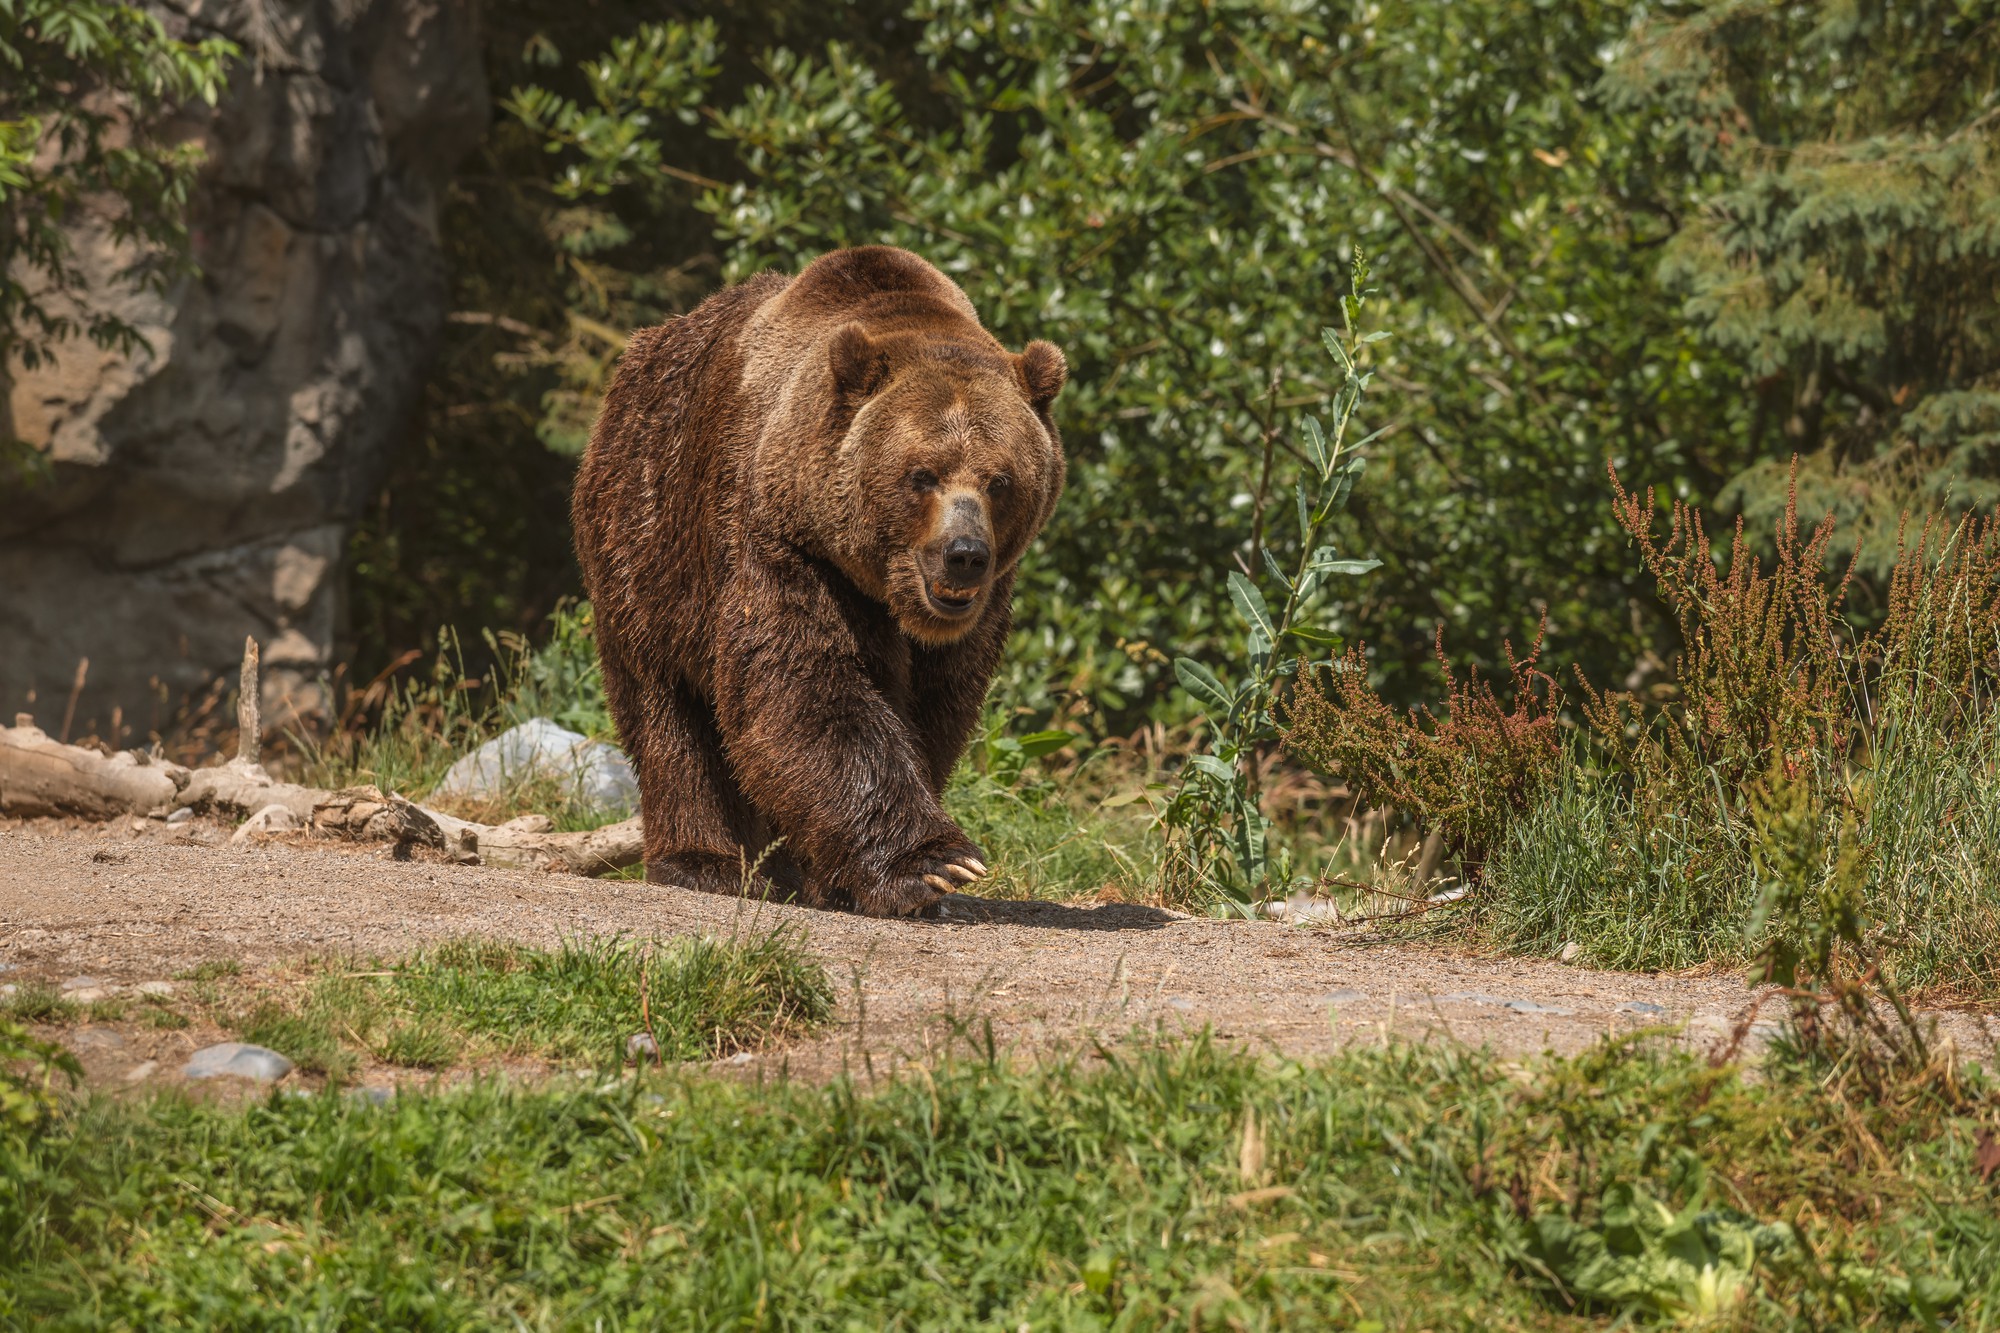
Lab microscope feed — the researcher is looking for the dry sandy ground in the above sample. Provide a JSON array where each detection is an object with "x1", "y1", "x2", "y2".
[{"x1": 3, "y1": 821, "x2": 1992, "y2": 1094}]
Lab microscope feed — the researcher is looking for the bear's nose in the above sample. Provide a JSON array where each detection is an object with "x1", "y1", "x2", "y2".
[{"x1": 943, "y1": 536, "x2": 991, "y2": 583}]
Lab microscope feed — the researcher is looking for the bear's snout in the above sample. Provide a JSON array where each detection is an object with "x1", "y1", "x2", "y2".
[{"x1": 943, "y1": 535, "x2": 991, "y2": 583}]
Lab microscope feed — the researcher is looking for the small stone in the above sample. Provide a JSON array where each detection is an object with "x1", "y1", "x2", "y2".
[
  {"x1": 133, "y1": 980, "x2": 176, "y2": 998},
  {"x1": 59, "y1": 976, "x2": 108, "y2": 992},
  {"x1": 123, "y1": 1060, "x2": 159, "y2": 1083},
  {"x1": 166, "y1": 807, "x2": 194, "y2": 825},
  {"x1": 69, "y1": 1028, "x2": 127, "y2": 1052},
  {"x1": 1443, "y1": 991, "x2": 1574, "y2": 1016},
  {"x1": 626, "y1": 1032, "x2": 659, "y2": 1060},
  {"x1": 726, "y1": 1051, "x2": 754, "y2": 1065},
  {"x1": 348, "y1": 1086, "x2": 394, "y2": 1106},
  {"x1": 1619, "y1": 1001, "x2": 1668, "y2": 1016},
  {"x1": 66, "y1": 988, "x2": 112, "y2": 1004},
  {"x1": 230, "y1": 804, "x2": 298, "y2": 844},
  {"x1": 1558, "y1": 941, "x2": 1581, "y2": 964},
  {"x1": 183, "y1": 1042, "x2": 294, "y2": 1081},
  {"x1": 1319, "y1": 989, "x2": 1365, "y2": 1005}
]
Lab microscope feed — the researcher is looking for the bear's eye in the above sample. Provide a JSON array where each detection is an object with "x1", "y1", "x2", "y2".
[
  {"x1": 988, "y1": 473, "x2": 1013, "y2": 495},
  {"x1": 908, "y1": 469, "x2": 939, "y2": 493}
]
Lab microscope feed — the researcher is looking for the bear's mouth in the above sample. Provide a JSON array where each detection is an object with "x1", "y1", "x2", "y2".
[{"x1": 924, "y1": 579, "x2": 982, "y2": 617}]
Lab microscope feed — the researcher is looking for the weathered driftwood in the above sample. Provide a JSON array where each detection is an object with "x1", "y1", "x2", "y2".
[
  {"x1": 1, "y1": 716, "x2": 187, "y2": 819},
  {"x1": 4, "y1": 637, "x2": 640, "y2": 873},
  {"x1": 0, "y1": 715, "x2": 640, "y2": 877},
  {"x1": 181, "y1": 760, "x2": 327, "y2": 822},
  {"x1": 422, "y1": 806, "x2": 643, "y2": 875}
]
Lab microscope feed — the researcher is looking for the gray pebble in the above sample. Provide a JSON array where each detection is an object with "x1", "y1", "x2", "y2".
[
  {"x1": 1319, "y1": 989, "x2": 1366, "y2": 1006},
  {"x1": 133, "y1": 980, "x2": 176, "y2": 998},
  {"x1": 626, "y1": 1032, "x2": 659, "y2": 1060},
  {"x1": 123, "y1": 1060, "x2": 159, "y2": 1083},
  {"x1": 166, "y1": 807, "x2": 194, "y2": 825},
  {"x1": 1619, "y1": 1001, "x2": 1668, "y2": 1016},
  {"x1": 183, "y1": 1043, "x2": 294, "y2": 1081},
  {"x1": 1443, "y1": 991, "x2": 1575, "y2": 1016},
  {"x1": 69, "y1": 1027, "x2": 127, "y2": 1052},
  {"x1": 348, "y1": 1086, "x2": 394, "y2": 1106},
  {"x1": 60, "y1": 976, "x2": 109, "y2": 992}
]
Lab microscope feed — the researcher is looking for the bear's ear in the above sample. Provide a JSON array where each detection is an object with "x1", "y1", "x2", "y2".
[
  {"x1": 829, "y1": 324, "x2": 890, "y2": 406},
  {"x1": 1017, "y1": 340, "x2": 1067, "y2": 413}
]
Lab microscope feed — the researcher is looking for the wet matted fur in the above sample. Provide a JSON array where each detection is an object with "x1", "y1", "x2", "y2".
[{"x1": 573, "y1": 247, "x2": 1066, "y2": 917}]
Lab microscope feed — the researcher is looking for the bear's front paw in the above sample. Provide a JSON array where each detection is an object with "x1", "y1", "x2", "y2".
[{"x1": 858, "y1": 836, "x2": 989, "y2": 919}]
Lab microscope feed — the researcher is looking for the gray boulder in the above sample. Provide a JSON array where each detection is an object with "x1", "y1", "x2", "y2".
[
  {"x1": 184, "y1": 1042, "x2": 295, "y2": 1081},
  {"x1": 433, "y1": 718, "x2": 638, "y2": 814}
]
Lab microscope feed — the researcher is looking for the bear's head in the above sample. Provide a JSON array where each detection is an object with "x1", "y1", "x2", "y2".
[{"x1": 822, "y1": 325, "x2": 1067, "y2": 645}]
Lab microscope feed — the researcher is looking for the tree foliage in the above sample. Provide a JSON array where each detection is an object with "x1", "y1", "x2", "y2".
[
  {"x1": 361, "y1": 0, "x2": 2000, "y2": 735},
  {"x1": 1606, "y1": 0, "x2": 2000, "y2": 569},
  {"x1": 0, "y1": 0, "x2": 231, "y2": 373}
]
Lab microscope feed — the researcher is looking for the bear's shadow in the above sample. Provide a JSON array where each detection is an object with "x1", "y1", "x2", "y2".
[{"x1": 929, "y1": 894, "x2": 1186, "y2": 932}]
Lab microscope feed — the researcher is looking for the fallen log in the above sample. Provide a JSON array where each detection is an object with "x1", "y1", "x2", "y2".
[
  {"x1": 422, "y1": 806, "x2": 643, "y2": 876},
  {"x1": 1, "y1": 715, "x2": 188, "y2": 819},
  {"x1": 0, "y1": 719, "x2": 639, "y2": 877}
]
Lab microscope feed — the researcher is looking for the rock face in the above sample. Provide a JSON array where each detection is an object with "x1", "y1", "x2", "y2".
[{"x1": 0, "y1": 0, "x2": 486, "y2": 740}]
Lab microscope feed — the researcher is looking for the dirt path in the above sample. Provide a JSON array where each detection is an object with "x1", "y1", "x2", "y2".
[{"x1": 3, "y1": 823, "x2": 1990, "y2": 1090}]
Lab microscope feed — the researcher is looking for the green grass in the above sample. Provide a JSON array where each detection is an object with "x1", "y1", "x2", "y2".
[
  {"x1": 228, "y1": 931, "x2": 834, "y2": 1078},
  {"x1": 2, "y1": 1034, "x2": 1993, "y2": 1328},
  {"x1": 945, "y1": 761, "x2": 1163, "y2": 903},
  {"x1": 1481, "y1": 704, "x2": 2000, "y2": 997},
  {"x1": 1, "y1": 984, "x2": 77, "y2": 1025}
]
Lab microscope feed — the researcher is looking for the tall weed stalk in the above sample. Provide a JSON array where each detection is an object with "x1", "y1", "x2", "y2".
[{"x1": 1159, "y1": 250, "x2": 1383, "y2": 907}]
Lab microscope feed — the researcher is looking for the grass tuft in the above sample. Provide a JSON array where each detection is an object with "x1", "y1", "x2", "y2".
[{"x1": 228, "y1": 930, "x2": 833, "y2": 1076}]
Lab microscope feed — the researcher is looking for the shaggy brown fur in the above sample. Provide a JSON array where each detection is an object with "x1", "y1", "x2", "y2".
[{"x1": 573, "y1": 247, "x2": 1067, "y2": 917}]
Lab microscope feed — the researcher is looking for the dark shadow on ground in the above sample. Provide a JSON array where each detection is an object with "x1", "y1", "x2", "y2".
[{"x1": 931, "y1": 894, "x2": 1190, "y2": 932}]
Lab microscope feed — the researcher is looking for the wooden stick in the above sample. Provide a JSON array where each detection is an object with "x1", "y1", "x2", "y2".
[
  {"x1": 60, "y1": 657, "x2": 88, "y2": 744},
  {"x1": 236, "y1": 636, "x2": 260, "y2": 765}
]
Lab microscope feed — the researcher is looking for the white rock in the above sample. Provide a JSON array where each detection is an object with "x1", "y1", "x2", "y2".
[
  {"x1": 60, "y1": 975, "x2": 109, "y2": 992},
  {"x1": 183, "y1": 1042, "x2": 294, "y2": 1081},
  {"x1": 432, "y1": 718, "x2": 637, "y2": 814},
  {"x1": 166, "y1": 807, "x2": 194, "y2": 825},
  {"x1": 134, "y1": 980, "x2": 176, "y2": 998},
  {"x1": 1558, "y1": 941, "x2": 1581, "y2": 963},
  {"x1": 123, "y1": 1060, "x2": 160, "y2": 1083},
  {"x1": 230, "y1": 803, "x2": 299, "y2": 844}
]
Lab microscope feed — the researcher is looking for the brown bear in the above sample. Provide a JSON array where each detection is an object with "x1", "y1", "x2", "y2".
[{"x1": 572, "y1": 246, "x2": 1067, "y2": 918}]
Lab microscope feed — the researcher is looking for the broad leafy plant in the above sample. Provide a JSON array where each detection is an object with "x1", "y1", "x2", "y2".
[{"x1": 1161, "y1": 251, "x2": 1382, "y2": 906}]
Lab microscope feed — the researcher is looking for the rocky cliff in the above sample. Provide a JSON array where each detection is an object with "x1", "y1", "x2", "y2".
[{"x1": 1, "y1": 0, "x2": 485, "y2": 742}]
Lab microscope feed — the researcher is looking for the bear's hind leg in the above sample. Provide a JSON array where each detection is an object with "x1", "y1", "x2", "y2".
[{"x1": 615, "y1": 671, "x2": 752, "y2": 897}]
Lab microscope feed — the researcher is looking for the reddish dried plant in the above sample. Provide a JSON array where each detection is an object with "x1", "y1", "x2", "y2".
[
  {"x1": 1579, "y1": 460, "x2": 1859, "y2": 806},
  {"x1": 1281, "y1": 620, "x2": 1561, "y2": 878}
]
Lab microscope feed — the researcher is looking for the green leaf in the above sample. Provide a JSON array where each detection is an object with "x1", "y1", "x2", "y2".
[
  {"x1": 1174, "y1": 658, "x2": 1235, "y2": 714},
  {"x1": 1189, "y1": 752, "x2": 1238, "y2": 783},
  {"x1": 1227, "y1": 571, "x2": 1275, "y2": 643},
  {"x1": 1295, "y1": 481, "x2": 1312, "y2": 543},
  {"x1": 1301, "y1": 414, "x2": 1330, "y2": 474},
  {"x1": 1286, "y1": 624, "x2": 1342, "y2": 647},
  {"x1": 1260, "y1": 547, "x2": 1292, "y2": 590},
  {"x1": 1014, "y1": 730, "x2": 1075, "y2": 761},
  {"x1": 1317, "y1": 558, "x2": 1381, "y2": 577},
  {"x1": 1321, "y1": 327, "x2": 1352, "y2": 372}
]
